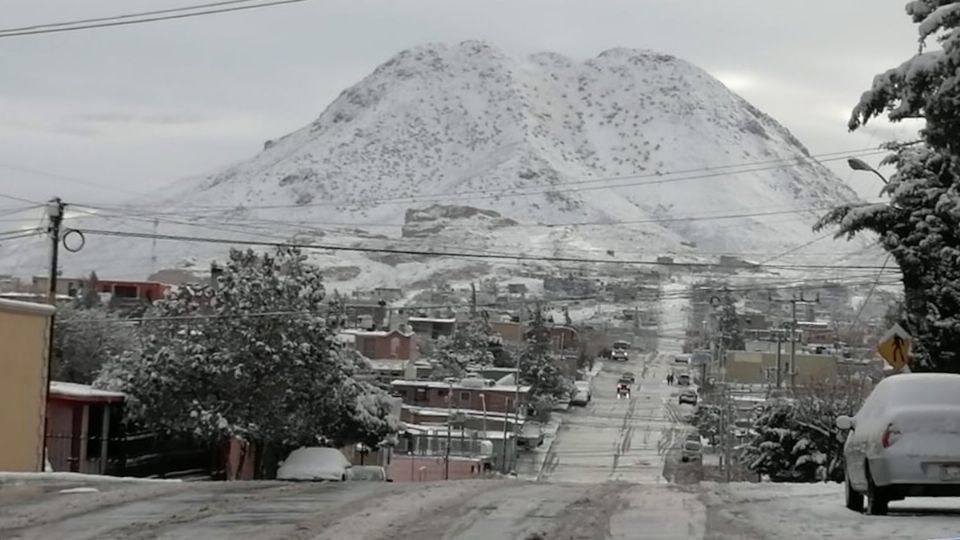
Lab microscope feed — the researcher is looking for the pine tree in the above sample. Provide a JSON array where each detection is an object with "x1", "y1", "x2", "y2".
[
  {"x1": 816, "y1": 1, "x2": 960, "y2": 371},
  {"x1": 717, "y1": 288, "x2": 745, "y2": 351},
  {"x1": 81, "y1": 271, "x2": 100, "y2": 309},
  {"x1": 519, "y1": 309, "x2": 573, "y2": 405},
  {"x1": 96, "y1": 247, "x2": 398, "y2": 477}
]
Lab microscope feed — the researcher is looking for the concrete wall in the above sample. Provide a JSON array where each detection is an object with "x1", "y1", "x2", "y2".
[
  {"x1": 388, "y1": 455, "x2": 486, "y2": 482},
  {"x1": 725, "y1": 351, "x2": 839, "y2": 385},
  {"x1": 355, "y1": 333, "x2": 417, "y2": 360},
  {"x1": 0, "y1": 299, "x2": 54, "y2": 472}
]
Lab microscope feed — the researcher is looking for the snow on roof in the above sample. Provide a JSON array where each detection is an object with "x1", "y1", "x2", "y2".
[
  {"x1": 0, "y1": 297, "x2": 56, "y2": 315},
  {"x1": 391, "y1": 379, "x2": 530, "y2": 393},
  {"x1": 49, "y1": 381, "x2": 126, "y2": 402},
  {"x1": 407, "y1": 317, "x2": 456, "y2": 324}
]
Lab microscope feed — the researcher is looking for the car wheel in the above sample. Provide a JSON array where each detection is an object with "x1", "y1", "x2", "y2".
[
  {"x1": 844, "y1": 468, "x2": 864, "y2": 513},
  {"x1": 865, "y1": 462, "x2": 888, "y2": 516}
]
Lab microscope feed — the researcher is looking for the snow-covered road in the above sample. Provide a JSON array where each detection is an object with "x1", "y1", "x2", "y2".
[{"x1": 6, "y1": 477, "x2": 960, "y2": 539}]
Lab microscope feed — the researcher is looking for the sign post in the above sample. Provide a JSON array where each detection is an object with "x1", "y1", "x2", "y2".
[{"x1": 877, "y1": 323, "x2": 912, "y2": 370}]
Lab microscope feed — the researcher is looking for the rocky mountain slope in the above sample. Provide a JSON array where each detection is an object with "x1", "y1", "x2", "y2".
[{"x1": 6, "y1": 41, "x2": 873, "y2": 291}]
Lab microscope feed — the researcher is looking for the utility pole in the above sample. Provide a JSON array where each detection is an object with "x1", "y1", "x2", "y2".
[
  {"x1": 768, "y1": 292, "x2": 819, "y2": 388},
  {"x1": 43, "y1": 198, "x2": 65, "y2": 470},
  {"x1": 775, "y1": 329, "x2": 783, "y2": 389},
  {"x1": 470, "y1": 283, "x2": 477, "y2": 318},
  {"x1": 444, "y1": 378, "x2": 453, "y2": 480},
  {"x1": 502, "y1": 397, "x2": 511, "y2": 473}
]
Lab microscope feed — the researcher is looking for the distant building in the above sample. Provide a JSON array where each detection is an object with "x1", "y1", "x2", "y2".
[
  {"x1": 390, "y1": 379, "x2": 529, "y2": 415},
  {"x1": 374, "y1": 287, "x2": 403, "y2": 302},
  {"x1": 656, "y1": 256, "x2": 674, "y2": 265},
  {"x1": 97, "y1": 279, "x2": 170, "y2": 305},
  {"x1": 340, "y1": 329, "x2": 417, "y2": 360},
  {"x1": 407, "y1": 316, "x2": 456, "y2": 339},
  {"x1": 506, "y1": 283, "x2": 528, "y2": 295},
  {"x1": 724, "y1": 351, "x2": 839, "y2": 385},
  {"x1": 32, "y1": 275, "x2": 86, "y2": 297},
  {"x1": 490, "y1": 321, "x2": 528, "y2": 347},
  {"x1": 543, "y1": 276, "x2": 596, "y2": 297}
]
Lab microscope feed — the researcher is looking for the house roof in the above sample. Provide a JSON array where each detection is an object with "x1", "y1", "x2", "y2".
[
  {"x1": 0, "y1": 297, "x2": 56, "y2": 316},
  {"x1": 407, "y1": 317, "x2": 456, "y2": 324},
  {"x1": 340, "y1": 329, "x2": 414, "y2": 338},
  {"x1": 49, "y1": 381, "x2": 126, "y2": 403},
  {"x1": 390, "y1": 379, "x2": 530, "y2": 393}
]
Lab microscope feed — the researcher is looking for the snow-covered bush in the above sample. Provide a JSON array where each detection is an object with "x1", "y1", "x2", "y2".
[
  {"x1": 96, "y1": 247, "x2": 398, "y2": 477},
  {"x1": 428, "y1": 317, "x2": 503, "y2": 379},
  {"x1": 817, "y1": 1, "x2": 960, "y2": 371},
  {"x1": 519, "y1": 309, "x2": 574, "y2": 403},
  {"x1": 740, "y1": 383, "x2": 862, "y2": 482}
]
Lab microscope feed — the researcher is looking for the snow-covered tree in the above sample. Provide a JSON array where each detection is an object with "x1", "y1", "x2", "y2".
[
  {"x1": 54, "y1": 305, "x2": 140, "y2": 384},
  {"x1": 816, "y1": 1, "x2": 960, "y2": 371},
  {"x1": 519, "y1": 309, "x2": 573, "y2": 407},
  {"x1": 428, "y1": 317, "x2": 504, "y2": 379},
  {"x1": 740, "y1": 383, "x2": 862, "y2": 482},
  {"x1": 717, "y1": 288, "x2": 745, "y2": 351},
  {"x1": 96, "y1": 247, "x2": 398, "y2": 477}
]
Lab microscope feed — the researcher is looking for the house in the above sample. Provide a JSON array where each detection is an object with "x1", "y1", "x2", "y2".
[
  {"x1": 341, "y1": 329, "x2": 417, "y2": 360},
  {"x1": 0, "y1": 298, "x2": 54, "y2": 472},
  {"x1": 506, "y1": 283, "x2": 528, "y2": 295},
  {"x1": 543, "y1": 276, "x2": 597, "y2": 297},
  {"x1": 390, "y1": 379, "x2": 530, "y2": 415},
  {"x1": 407, "y1": 316, "x2": 456, "y2": 339},
  {"x1": 31, "y1": 275, "x2": 87, "y2": 297},
  {"x1": 374, "y1": 287, "x2": 403, "y2": 302},
  {"x1": 96, "y1": 279, "x2": 170, "y2": 305},
  {"x1": 547, "y1": 325, "x2": 579, "y2": 352},
  {"x1": 45, "y1": 382, "x2": 125, "y2": 474},
  {"x1": 490, "y1": 321, "x2": 528, "y2": 347}
]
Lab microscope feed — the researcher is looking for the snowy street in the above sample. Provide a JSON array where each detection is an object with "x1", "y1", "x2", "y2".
[{"x1": 6, "y1": 475, "x2": 960, "y2": 538}]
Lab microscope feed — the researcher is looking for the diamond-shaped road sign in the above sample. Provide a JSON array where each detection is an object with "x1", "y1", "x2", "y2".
[{"x1": 878, "y1": 323, "x2": 912, "y2": 370}]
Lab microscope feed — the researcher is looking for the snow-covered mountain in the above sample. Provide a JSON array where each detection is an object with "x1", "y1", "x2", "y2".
[{"x1": 6, "y1": 41, "x2": 874, "y2": 290}]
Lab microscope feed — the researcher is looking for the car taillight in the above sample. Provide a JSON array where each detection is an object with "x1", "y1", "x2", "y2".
[{"x1": 881, "y1": 424, "x2": 901, "y2": 448}]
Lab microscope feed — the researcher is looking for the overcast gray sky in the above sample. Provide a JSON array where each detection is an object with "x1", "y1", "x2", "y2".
[{"x1": 0, "y1": 0, "x2": 923, "y2": 207}]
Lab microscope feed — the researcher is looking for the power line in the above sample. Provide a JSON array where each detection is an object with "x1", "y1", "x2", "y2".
[
  {"x1": 0, "y1": 193, "x2": 43, "y2": 206},
  {"x1": 85, "y1": 147, "x2": 888, "y2": 212},
  {"x1": 0, "y1": 0, "x2": 310, "y2": 38},
  {"x1": 0, "y1": 0, "x2": 272, "y2": 32},
  {"x1": 74, "y1": 227, "x2": 893, "y2": 271}
]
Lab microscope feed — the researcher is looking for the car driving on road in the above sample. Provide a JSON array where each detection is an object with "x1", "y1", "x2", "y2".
[
  {"x1": 621, "y1": 372, "x2": 636, "y2": 384},
  {"x1": 611, "y1": 340, "x2": 630, "y2": 362},
  {"x1": 837, "y1": 373, "x2": 960, "y2": 515},
  {"x1": 616, "y1": 381, "x2": 631, "y2": 399},
  {"x1": 679, "y1": 389, "x2": 698, "y2": 405}
]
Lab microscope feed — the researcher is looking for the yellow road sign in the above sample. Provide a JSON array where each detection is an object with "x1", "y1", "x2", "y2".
[{"x1": 878, "y1": 323, "x2": 911, "y2": 370}]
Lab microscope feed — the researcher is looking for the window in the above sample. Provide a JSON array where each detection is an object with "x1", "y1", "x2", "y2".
[
  {"x1": 114, "y1": 285, "x2": 138, "y2": 298},
  {"x1": 414, "y1": 388, "x2": 428, "y2": 403},
  {"x1": 460, "y1": 391, "x2": 470, "y2": 401},
  {"x1": 437, "y1": 389, "x2": 447, "y2": 397}
]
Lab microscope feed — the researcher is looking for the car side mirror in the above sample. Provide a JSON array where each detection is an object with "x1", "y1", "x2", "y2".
[{"x1": 836, "y1": 415, "x2": 854, "y2": 430}]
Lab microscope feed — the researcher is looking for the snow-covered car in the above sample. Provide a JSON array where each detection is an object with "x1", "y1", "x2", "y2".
[
  {"x1": 571, "y1": 381, "x2": 592, "y2": 406},
  {"x1": 678, "y1": 389, "x2": 698, "y2": 405},
  {"x1": 621, "y1": 372, "x2": 636, "y2": 384},
  {"x1": 277, "y1": 447, "x2": 352, "y2": 482},
  {"x1": 349, "y1": 465, "x2": 390, "y2": 482},
  {"x1": 676, "y1": 373, "x2": 691, "y2": 386},
  {"x1": 837, "y1": 373, "x2": 960, "y2": 515},
  {"x1": 732, "y1": 418, "x2": 755, "y2": 439},
  {"x1": 674, "y1": 354, "x2": 690, "y2": 365},
  {"x1": 680, "y1": 440, "x2": 702, "y2": 463}
]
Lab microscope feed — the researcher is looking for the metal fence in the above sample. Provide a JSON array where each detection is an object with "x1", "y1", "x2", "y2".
[{"x1": 45, "y1": 431, "x2": 220, "y2": 479}]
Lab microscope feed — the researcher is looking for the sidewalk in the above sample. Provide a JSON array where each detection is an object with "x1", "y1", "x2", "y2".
[{"x1": 514, "y1": 414, "x2": 562, "y2": 480}]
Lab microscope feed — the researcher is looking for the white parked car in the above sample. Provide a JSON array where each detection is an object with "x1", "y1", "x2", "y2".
[
  {"x1": 571, "y1": 380, "x2": 592, "y2": 406},
  {"x1": 277, "y1": 447, "x2": 353, "y2": 482},
  {"x1": 837, "y1": 373, "x2": 960, "y2": 515}
]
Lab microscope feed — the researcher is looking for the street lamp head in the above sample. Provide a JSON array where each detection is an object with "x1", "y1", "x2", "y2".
[{"x1": 847, "y1": 157, "x2": 873, "y2": 172}]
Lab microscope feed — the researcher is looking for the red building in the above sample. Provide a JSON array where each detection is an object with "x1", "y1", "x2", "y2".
[
  {"x1": 390, "y1": 380, "x2": 529, "y2": 414},
  {"x1": 45, "y1": 382, "x2": 125, "y2": 474},
  {"x1": 97, "y1": 279, "x2": 170, "y2": 304},
  {"x1": 341, "y1": 329, "x2": 418, "y2": 360}
]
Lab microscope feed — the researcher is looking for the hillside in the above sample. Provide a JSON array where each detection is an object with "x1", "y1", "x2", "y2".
[{"x1": 5, "y1": 41, "x2": 874, "y2": 291}]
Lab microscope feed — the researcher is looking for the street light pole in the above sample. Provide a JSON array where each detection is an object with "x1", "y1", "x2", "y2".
[{"x1": 847, "y1": 157, "x2": 889, "y2": 185}]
